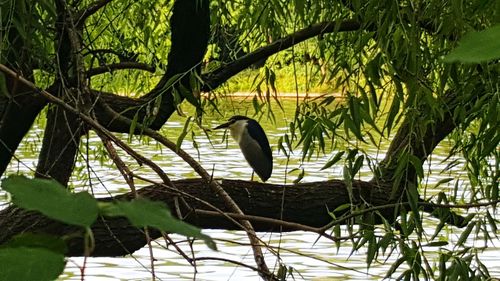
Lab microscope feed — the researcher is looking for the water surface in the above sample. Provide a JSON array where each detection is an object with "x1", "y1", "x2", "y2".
[{"x1": 2, "y1": 97, "x2": 499, "y2": 280}]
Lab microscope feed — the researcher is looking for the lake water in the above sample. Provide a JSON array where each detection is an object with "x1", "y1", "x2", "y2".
[{"x1": 2, "y1": 97, "x2": 499, "y2": 280}]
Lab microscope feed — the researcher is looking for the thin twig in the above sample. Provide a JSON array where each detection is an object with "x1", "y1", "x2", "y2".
[
  {"x1": 9, "y1": 64, "x2": 174, "y2": 187},
  {"x1": 162, "y1": 233, "x2": 194, "y2": 266},
  {"x1": 193, "y1": 209, "x2": 338, "y2": 241},
  {"x1": 193, "y1": 257, "x2": 261, "y2": 273},
  {"x1": 76, "y1": 0, "x2": 114, "y2": 26},
  {"x1": 87, "y1": 62, "x2": 155, "y2": 77},
  {"x1": 97, "y1": 132, "x2": 157, "y2": 279},
  {"x1": 99, "y1": 133, "x2": 136, "y2": 194}
]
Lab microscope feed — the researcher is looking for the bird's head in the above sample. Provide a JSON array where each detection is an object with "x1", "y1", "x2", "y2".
[
  {"x1": 214, "y1": 115, "x2": 252, "y2": 143},
  {"x1": 214, "y1": 115, "x2": 250, "y2": 130}
]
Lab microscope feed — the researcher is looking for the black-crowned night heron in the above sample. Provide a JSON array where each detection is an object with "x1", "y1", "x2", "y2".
[{"x1": 214, "y1": 115, "x2": 273, "y2": 182}]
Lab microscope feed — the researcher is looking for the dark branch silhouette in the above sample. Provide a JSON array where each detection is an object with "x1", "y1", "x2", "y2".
[
  {"x1": 76, "y1": 0, "x2": 114, "y2": 26},
  {"x1": 202, "y1": 19, "x2": 362, "y2": 91},
  {"x1": 87, "y1": 62, "x2": 155, "y2": 77}
]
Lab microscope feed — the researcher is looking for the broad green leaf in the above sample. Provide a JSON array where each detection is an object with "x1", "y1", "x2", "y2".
[
  {"x1": 0, "y1": 247, "x2": 66, "y2": 281},
  {"x1": 1, "y1": 176, "x2": 98, "y2": 227},
  {"x1": 444, "y1": 25, "x2": 500, "y2": 63},
  {"x1": 100, "y1": 198, "x2": 216, "y2": 250},
  {"x1": 2, "y1": 234, "x2": 67, "y2": 254}
]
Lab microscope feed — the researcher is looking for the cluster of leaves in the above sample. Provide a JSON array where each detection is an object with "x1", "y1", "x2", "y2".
[
  {"x1": 0, "y1": 176, "x2": 215, "y2": 281},
  {"x1": 202, "y1": 1, "x2": 500, "y2": 278}
]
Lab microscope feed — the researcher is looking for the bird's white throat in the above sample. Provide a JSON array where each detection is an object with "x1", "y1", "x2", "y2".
[{"x1": 229, "y1": 120, "x2": 248, "y2": 143}]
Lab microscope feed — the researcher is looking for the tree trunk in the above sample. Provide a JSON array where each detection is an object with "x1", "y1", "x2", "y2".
[
  {"x1": 93, "y1": 0, "x2": 210, "y2": 133},
  {"x1": 0, "y1": 28, "x2": 47, "y2": 176},
  {"x1": 0, "y1": 179, "x2": 393, "y2": 256},
  {"x1": 0, "y1": 79, "x2": 46, "y2": 175},
  {"x1": 35, "y1": 102, "x2": 85, "y2": 183},
  {"x1": 0, "y1": 178, "x2": 465, "y2": 257}
]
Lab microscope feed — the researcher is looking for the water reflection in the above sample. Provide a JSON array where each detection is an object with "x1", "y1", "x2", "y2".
[{"x1": 2, "y1": 98, "x2": 499, "y2": 280}]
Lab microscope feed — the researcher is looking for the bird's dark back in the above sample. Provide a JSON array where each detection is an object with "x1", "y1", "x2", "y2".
[{"x1": 246, "y1": 119, "x2": 272, "y2": 161}]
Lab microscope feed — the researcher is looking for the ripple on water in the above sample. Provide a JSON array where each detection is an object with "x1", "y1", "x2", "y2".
[{"x1": 2, "y1": 106, "x2": 498, "y2": 280}]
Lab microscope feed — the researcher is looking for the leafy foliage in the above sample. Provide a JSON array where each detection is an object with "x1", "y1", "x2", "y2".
[
  {"x1": 445, "y1": 25, "x2": 500, "y2": 63},
  {"x1": 1, "y1": 0, "x2": 499, "y2": 280},
  {"x1": 2, "y1": 176, "x2": 98, "y2": 227},
  {"x1": 100, "y1": 198, "x2": 216, "y2": 250},
  {"x1": 0, "y1": 247, "x2": 66, "y2": 281},
  {"x1": 0, "y1": 233, "x2": 67, "y2": 281},
  {"x1": 1, "y1": 175, "x2": 216, "y2": 275}
]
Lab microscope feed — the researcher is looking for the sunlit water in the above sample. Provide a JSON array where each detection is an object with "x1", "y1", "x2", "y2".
[{"x1": 1, "y1": 97, "x2": 499, "y2": 280}]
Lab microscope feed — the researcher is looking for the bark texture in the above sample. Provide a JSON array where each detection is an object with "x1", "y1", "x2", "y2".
[
  {"x1": 0, "y1": 178, "x2": 465, "y2": 257},
  {"x1": 0, "y1": 179, "x2": 390, "y2": 256}
]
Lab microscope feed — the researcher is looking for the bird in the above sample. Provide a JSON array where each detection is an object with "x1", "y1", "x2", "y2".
[{"x1": 214, "y1": 115, "x2": 273, "y2": 182}]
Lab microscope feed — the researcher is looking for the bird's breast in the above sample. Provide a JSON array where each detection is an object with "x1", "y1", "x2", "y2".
[{"x1": 229, "y1": 120, "x2": 248, "y2": 144}]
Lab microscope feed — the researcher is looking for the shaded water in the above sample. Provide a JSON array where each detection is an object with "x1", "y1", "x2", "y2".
[{"x1": 2, "y1": 97, "x2": 499, "y2": 280}]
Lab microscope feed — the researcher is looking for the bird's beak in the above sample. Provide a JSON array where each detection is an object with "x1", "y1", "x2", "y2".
[{"x1": 214, "y1": 121, "x2": 231, "y2": 130}]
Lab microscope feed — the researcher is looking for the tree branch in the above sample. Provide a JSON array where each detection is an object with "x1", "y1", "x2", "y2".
[
  {"x1": 201, "y1": 19, "x2": 362, "y2": 91},
  {"x1": 76, "y1": 0, "x2": 114, "y2": 27},
  {"x1": 87, "y1": 62, "x2": 155, "y2": 77},
  {"x1": 0, "y1": 178, "x2": 471, "y2": 257}
]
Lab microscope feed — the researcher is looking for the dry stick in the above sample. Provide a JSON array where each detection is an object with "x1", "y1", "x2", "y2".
[
  {"x1": 133, "y1": 175, "x2": 287, "y2": 261},
  {"x1": 98, "y1": 133, "x2": 157, "y2": 280},
  {"x1": 0, "y1": 64, "x2": 173, "y2": 187},
  {"x1": 193, "y1": 209, "x2": 338, "y2": 241},
  {"x1": 98, "y1": 108, "x2": 275, "y2": 279},
  {"x1": 135, "y1": 174, "x2": 340, "y2": 243},
  {"x1": 162, "y1": 233, "x2": 194, "y2": 266},
  {"x1": 0, "y1": 63, "x2": 275, "y2": 280},
  {"x1": 193, "y1": 257, "x2": 261, "y2": 273},
  {"x1": 99, "y1": 133, "x2": 137, "y2": 194},
  {"x1": 142, "y1": 131, "x2": 275, "y2": 280}
]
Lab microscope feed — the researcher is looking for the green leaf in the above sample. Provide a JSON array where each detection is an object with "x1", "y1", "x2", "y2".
[
  {"x1": 2, "y1": 176, "x2": 98, "y2": 227},
  {"x1": 3, "y1": 234, "x2": 67, "y2": 254},
  {"x1": 128, "y1": 111, "x2": 139, "y2": 141},
  {"x1": 332, "y1": 203, "x2": 351, "y2": 214},
  {"x1": 176, "y1": 116, "x2": 192, "y2": 152},
  {"x1": 424, "y1": 241, "x2": 448, "y2": 247},
  {"x1": 408, "y1": 155, "x2": 424, "y2": 179},
  {"x1": 457, "y1": 221, "x2": 476, "y2": 246},
  {"x1": 434, "y1": 178, "x2": 454, "y2": 189},
  {"x1": 352, "y1": 155, "x2": 365, "y2": 175},
  {"x1": 292, "y1": 168, "x2": 305, "y2": 184},
  {"x1": 0, "y1": 247, "x2": 66, "y2": 281},
  {"x1": 321, "y1": 151, "x2": 345, "y2": 170},
  {"x1": 444, "y1": 25, "x2": 500, "y2": 63},
  {"x1": 100, "y1": 198, "x2": 217, "y2": 250}
]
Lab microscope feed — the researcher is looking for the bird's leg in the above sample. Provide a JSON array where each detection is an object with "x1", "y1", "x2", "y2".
[{"x1": 251, "y1": 170, "x2": 255, "y2": 181}]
